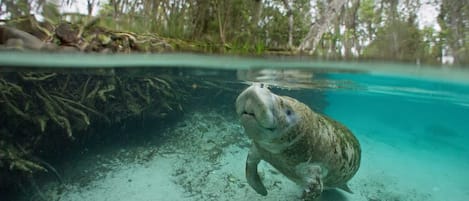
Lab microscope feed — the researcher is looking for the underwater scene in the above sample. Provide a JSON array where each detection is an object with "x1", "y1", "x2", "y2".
[{"x1": 0, "y1": 53, "x2": 468, "y2": 201}]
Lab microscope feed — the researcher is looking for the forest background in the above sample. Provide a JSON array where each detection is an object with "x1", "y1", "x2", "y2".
[{"x1": 1, "y1": 0, "x2": 469, "y2": 65}]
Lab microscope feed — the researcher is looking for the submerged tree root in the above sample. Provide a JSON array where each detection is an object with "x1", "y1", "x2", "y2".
[
  {"x1": 29, "y1": 156, "x2": 64, "y2": 184},
  {"x1": 28, "y1": 174, "x2": 47, "y2": 201},
  {"x1": 35, "y1": 89, "x2": 73, "y2": 138},
  {"x1": 0, "y1": 70, "x2": 188, "y2": 195},
  {"x1": 52, "y1": 94, "x2": 110, "y2": 123},
  {"x1": 19, "y1": 72, "x2": 57, "y2": 81}
]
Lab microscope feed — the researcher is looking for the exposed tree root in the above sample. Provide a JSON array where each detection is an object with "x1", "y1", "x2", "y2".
[
  {"x1": 80, "y1": 76, "x2": 92, "y2": 102},
  {"x1": 1, "y1": 91, "x2": 29, "y2": 119},
  {"x1": 28, "y1": 156, "x2": 64, "y2": 184},
  {"x1": 35, "y1": 90, "x2": 73, "y2": 138},
  {"x1": 52, "y1": 95, "x2": 90, "y2": 126},
  {"x1": 19, "y1": 72, "x2": 57, "y2": 81},
  {"x1": 61, "y1": 74, "x2": 71, "y2": 93},
  {"x1": 27, "y1": 174, "x2": 47, "y2": 201},
  {"x1": 0, "y1": 144, "x2": 46, "y2": 173},
  {"x1": 0, "y1": 70, "x2": 188, "y2": 195},
  {"x1": 51, "y1": 95, "x2": 110, "y2": 123},
  {"x1": 86, "y1": 80, "x2": 102, "y2": 100},
  {"x1": 97, "y1": 84, "x2": 115, "y2": 102}
]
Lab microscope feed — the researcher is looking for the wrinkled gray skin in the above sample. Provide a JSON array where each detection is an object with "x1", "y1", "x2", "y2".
[{"x1": 236, "y1": 84, "x2": 361, "y2": 200}]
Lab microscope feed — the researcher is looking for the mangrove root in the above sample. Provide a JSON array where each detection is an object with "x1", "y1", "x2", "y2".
[
  {"x1": 35, "y1": 88, "x2": 74, "y2": 138},
  {"x1": 97, "y1": 84, "x2": 115, "y2": 102},
  {"x1": 19, "y1": 72, "x2": 57, "y2": 81},
  {"x1": 51, "y1": 95, "x2": 90, "y2": 126},
  {"x1": 52, "y1": 94, "x2": 110, "y2": 123},
  {"x1": 28, "y1": 174, "x2": 47, "y2": 201},
  {"x1": 80, "y1": 76, "x2": 92, "y2": 102},
  {"x1": 1, "y1": 145, "x2": 46, "y2": 173},
  {"x1": 1, "y1": 91, "x2": 29, "y2": 119},
  {"x1": 29, "y1": 155, "x2": 64, "y2": 184}
]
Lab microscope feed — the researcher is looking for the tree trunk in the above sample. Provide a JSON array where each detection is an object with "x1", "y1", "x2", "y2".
[
  {"x1": 191, "y1": 0, "x2": 212, "y2": 38},
  {"x1": 250, "y1": 0, "x2": 263, "y2": 44},
  {"x1": 214, "y1": 0, "x2": 226, "y2": 44},
  {"x1": 282, "y1": 0, "x2": 294, "y2": 49},
  {"x1": 343, "y1": 0, "x2": 360, "y2": 59},
  {"x1": 87, "y1": 0, "x2": 95, "y2": 17},
  {"x1": 298, "y1": 0, "x2": 347, "y2": 54},
  {"x1": 439, "y1": 0, "x2": 468, "y2": 64}
]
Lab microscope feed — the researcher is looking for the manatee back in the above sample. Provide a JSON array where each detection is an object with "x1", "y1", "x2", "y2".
[{"x1": 281, "y1": 96, "x2": 361, "y2": 186}]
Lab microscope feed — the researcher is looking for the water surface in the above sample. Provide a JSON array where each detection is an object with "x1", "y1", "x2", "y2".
[{"x1": 1, "y1": 53, "x2": 468, "y2": 201}]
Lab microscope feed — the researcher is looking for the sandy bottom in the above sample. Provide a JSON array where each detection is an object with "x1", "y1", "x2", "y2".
[{"x1": 32, "y1": 108, "x2": 469, "y2": 201}]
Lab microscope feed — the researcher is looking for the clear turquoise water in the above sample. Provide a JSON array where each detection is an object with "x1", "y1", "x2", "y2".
[
  {"x1": 2, "y1": 53, "x2": 469, "y2": 201},
  {"x1": 325, "y1": 73, "x2": 469, "y2": 201}
]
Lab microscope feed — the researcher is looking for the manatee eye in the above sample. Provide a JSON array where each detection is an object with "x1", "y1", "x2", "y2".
[{"x1": 286, "y1": 109, "x2": 292, "y2": 116}]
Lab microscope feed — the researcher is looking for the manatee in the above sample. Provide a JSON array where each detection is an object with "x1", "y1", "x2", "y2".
[{"x1": 235, "y1": 84, "x2": 361, "y2": 200}]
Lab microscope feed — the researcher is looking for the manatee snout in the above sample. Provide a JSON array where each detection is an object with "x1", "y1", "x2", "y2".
[{"x1": 236, "y1": 85, "x2": 276, "y2": 131}]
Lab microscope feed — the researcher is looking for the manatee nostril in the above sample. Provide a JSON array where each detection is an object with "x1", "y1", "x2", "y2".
[{"x1": 243, "y1": 111, "x2": 255, "y2": 117}]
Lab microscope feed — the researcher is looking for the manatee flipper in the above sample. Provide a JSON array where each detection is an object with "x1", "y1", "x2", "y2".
[
  {"x1": 301, "y1": 165, "x2": 324, "y2": 201},
  {"x1": 338, "y1": 183, "x2": 353, "y2": 193},
  {"x1": 245, "y1": 146, "x2": 267, "y2": 196}
]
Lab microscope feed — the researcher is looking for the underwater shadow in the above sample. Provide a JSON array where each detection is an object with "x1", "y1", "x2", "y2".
[{"x1": 319, "y1": 189, "x2": 348, "y2": 201}]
